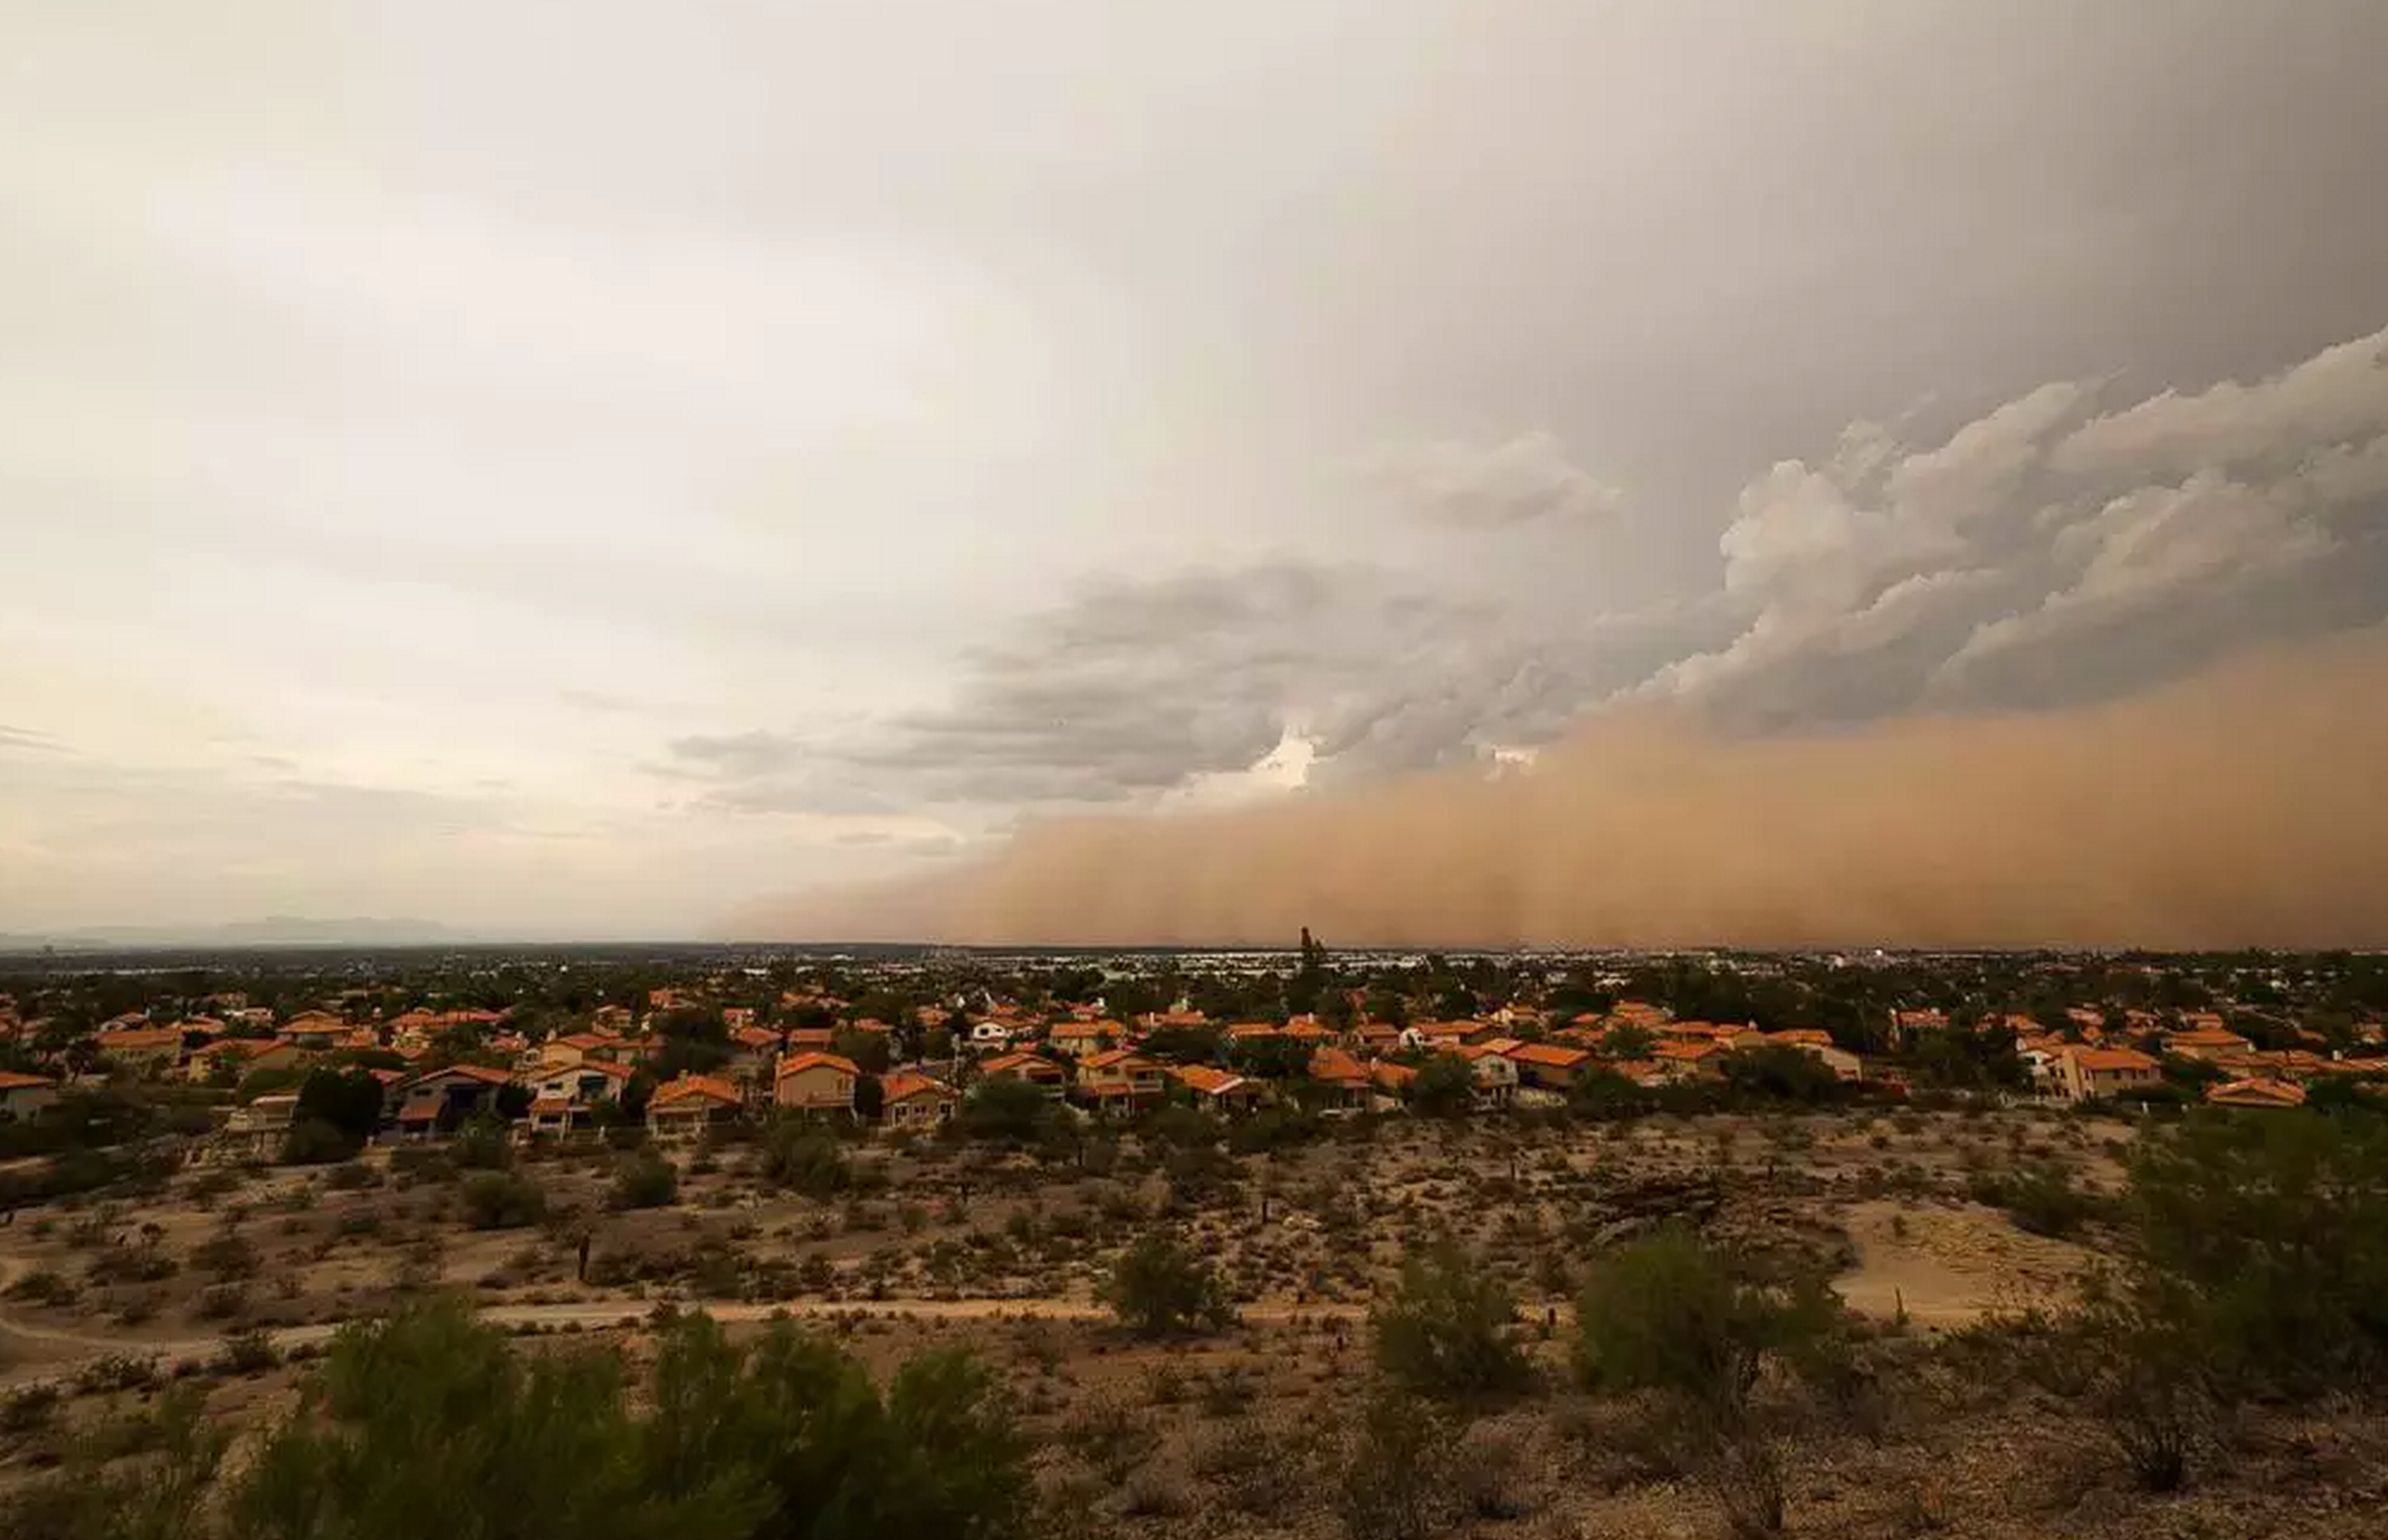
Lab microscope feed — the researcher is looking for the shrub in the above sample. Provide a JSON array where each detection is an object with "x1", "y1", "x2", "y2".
[
  {"x1": 760, "y1": 1123, "x2": 854, "y2": 1196},
  {"x1": 1995, "y1": 1165, "x2": 2099, "y2": 1238},
  {"x1": 1335, "y1": 1385, "x2": 1451, "y2": 1540},
  {"x1": 461, "y1": 1170, "x2": 547, "y2": 1230},
  {"x1": 190, "y1": 1231, "x2": 261, "y2": 1283},
  {"x1": 1370, "y1": 1244, "x2": 1529, "y2": 1403},
  {"x1": 324, "y1": 1160, "x2": 383, "y2": 1191},
  {"x1": 450, "y1": 1119, "x2": 513, "y2": 1172},
  {"x1": 609, "y1": 1151, "x2": 678, "y2": 1210},
  {"x1": 1100, "y1": 1230, "x2": 1235, "y2": 1337}
]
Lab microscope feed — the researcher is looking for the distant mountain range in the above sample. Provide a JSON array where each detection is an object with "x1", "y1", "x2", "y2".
[{"x1": 0, "y1": 917, "x2": 486, "y2": 950}]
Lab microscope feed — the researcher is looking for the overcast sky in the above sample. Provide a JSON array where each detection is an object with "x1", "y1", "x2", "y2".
[{"x1": 5, "y1": 1, "x2": 2386, "y2": 937}]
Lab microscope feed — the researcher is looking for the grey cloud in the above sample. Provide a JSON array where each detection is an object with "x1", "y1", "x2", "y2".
[
  {"x1": 1377, "y1": 430, "x2": 1620, "y2": 528},
  {"x1": 666, "y1": 730, "x2": 805, "y2": 778},
  {"x1": 1662, "y1": 324, "x2": 2388, "y2": 721}
]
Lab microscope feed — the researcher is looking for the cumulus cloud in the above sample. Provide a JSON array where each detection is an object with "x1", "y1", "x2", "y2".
[{"x1": 1662, "y1": 324, "x2": 2388, "y2": 717}]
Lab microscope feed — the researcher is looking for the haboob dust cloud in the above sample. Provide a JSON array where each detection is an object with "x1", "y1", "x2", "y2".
[{"x1": 736, "y1": 630, "x2": 2388, "y2": 952}]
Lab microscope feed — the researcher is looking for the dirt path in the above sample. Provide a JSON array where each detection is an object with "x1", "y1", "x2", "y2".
[{"x1": 0, "y1": 1253, "x2": 1367, "y2": 1389}]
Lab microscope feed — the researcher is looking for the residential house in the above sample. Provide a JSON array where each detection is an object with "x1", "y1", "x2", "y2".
[
  {"x1": 279, "y1": 1012, "x2": 349, "y2": 1051},
  {"x1": 1171, "y1": 1063, "x2": 1263, "y2": 1115},
  {"x1": 518, "y1": 1059, "x2": 633, "y2": 1133},
  {"x1": 191, "y1": 1035, "x2": 307, "y2": 1083},
  {"x1": 1649, "y1": 1039, "x2": 1726, "y2": 1083},
  {"x1": 204, "y1": 1094, "x2": 299, "y2": 1165},
  {"x1": 1369, "y1": 1059, "x2": 1418, "y2": 1110},
  {"x1": 1047, "y1": 1019, "x2": 1124, "y2": 1059},
  {"x1": 1078, "y1": 1049, "x2": 1166, "y2": 1113},
  {"x1": 782, "y1": 1026, "x2": 839, "y2": 1055},
  {"x1": 647, "y1": 1074, "x2": 744, "y2": 1141},
  {"x1": 968, "y1": 1019, "x2": 1019, "y2": 1050},
  {"x1": 391, "y1": 1064, "x2": 515, "y2": 1137},
  {"x1": 1889, "y1": 1008, "x2": 1950, "y2": 1047},
  {"x1": 880, "y1": 1071, "x2": 960, "y2": 1133},
  {"x1": 725, "y1": 1026, "x2": 785, "y2": 1085},
  {"x1": 1766, "y1": 1029, "x2": 1862, "y2": 1082},
  {"x1": 94, "y1": 1026, "x2": 186, "y2": 1075},
  {"x1": 2205, "y1": 1077, "x2": 2306, "y2": 1110},
  {"x1": 774, "y1": 1051, "x2": 859, "y2": 1119},
  {"x1": 1503, "y1": 1041, "x2": 1593, "y2": 1091},
  {"x1": 2054, "y1": 1046, "x2": 2162, "y2": 1103},
  {"x1": 1452, "y1": 1045, "x2": 1518, "y2": 1109},
  {"x1": 1305, "y1": 1047, "x2": 1375, "y2": 1115},
  {"x1": 0, "y1": 1070, "x2": 58, "y2": 1122},
  {"x1": 2164, "y1": 1024, "x2": 2256, "y2": 1063},
  {"x1": 978, "y1": 1051, "x2": 1068, "y2": 1099}
]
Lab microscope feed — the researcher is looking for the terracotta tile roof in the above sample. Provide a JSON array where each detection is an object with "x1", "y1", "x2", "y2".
[
  {"x1": 1370, "y1": 1061, "x2": 1417, "y2": 1090},
  {"x1": 776, "y1": 1051, "x2": 858, "y2": 1079},
  {"x1": 980, "y1": 1052, "x2": 1063, "y2": 1078},
  {"x1": 880, "y1": 1071, "x2": 956, "y2": 1103},
  {"x1": 1082, "y1": 1048, "x2": 1154, "y2": 1071},
  {"x1": 1768, "y1": 1029, "x2": 1836, "y2": 1047},
  {"x1": 1307, "y1": 1047, "x2": 1370, "y2": 1083},
  {"x1": 0, "y1": 1071, "x2": 57, "y2": 1091},
  {"x1": 95, "y1": 1027, "x2": 183, "y2": 1050},
  {"x1": 528, "y1": 1095, "x2": 574, "y2": 1115},
  {"x1": 2205, "y1": 1077, "x2": 2306, "y2": 1108},
  {"x1": 1171, "y1": 1064, "x2": 1248, "y2": 1097},
  {"x1": 651, "y1": 1074, "x2": 742, "y2": 1109},
  {"x1": 409, "y1": 1063, "x2": 515, "y2": 1088},
  {"x1": 2071, "y1": 1047, "x2": 2160, "y2": 1073},
  {"x1": 1652, "y1": 1039, "x2": 1723, "y2": 1061},
  {"x1": 1506, "y1": 1042, "x2": 1593, "y2": 1068}
]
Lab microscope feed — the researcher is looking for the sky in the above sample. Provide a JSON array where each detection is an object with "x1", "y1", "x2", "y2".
[{"x1": 4, "y1": 1, "x2": 2386, "y2": 941}]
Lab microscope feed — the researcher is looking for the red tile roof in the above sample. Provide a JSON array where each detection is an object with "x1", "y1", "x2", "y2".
[
  {"x1": 881, "y1": 1071, "x2": 956, "y2": 1104},
  {"x1": 651, "y1": 1074, "x2": 742, "y2": 1109},
  {"x1": 776, "y1": 1051, "x2": 858, "y2": 1079}
]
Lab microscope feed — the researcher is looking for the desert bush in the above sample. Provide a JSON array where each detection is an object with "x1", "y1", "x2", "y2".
[
  {"x1": 609, "y1": 1151, "x2": 678, "y2": 1210},
  {"x1": 461, "y1": 1170, "x2": 547, "y2": 1230},
  {"x1": 1370, "y1": 1243, "x2": 1529, "y2": 1403},
  {"x1": 1335, "y1": 1385, "x2": 1451, "y2": 1540},
  {"x1": 1100, "y1": 1230, "x2": 1235, "y2": 1337},
  {"x1": 760, "y1": 1122, "x2": 855, "y2": 1196},
  {"x1": 2, "y1": 1298, "x2": 1034, "y2": 1540},
  {"x1": 190, "y1": 1230, "x2": 260, "y2": 1282},
  {"x1": 324, "y1": 1161, "x2": 383, "y2": 1192}
]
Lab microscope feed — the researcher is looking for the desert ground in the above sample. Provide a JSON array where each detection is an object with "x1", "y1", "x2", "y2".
[{"x1": 5, "y1": 1106, "x2": 2382, "y2": 1538}]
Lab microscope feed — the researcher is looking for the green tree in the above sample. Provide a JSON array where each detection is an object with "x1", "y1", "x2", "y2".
[
  {"x1": 1101, "y1": 1230, "x2": 1235, "y2": 1337},
  {"x1": 1405, "y1": 1055, "x2": 1476, "y2": 1118},
  {"x1": 1370, "y1": 1244, "x2": 1528, "y2": 1402}
]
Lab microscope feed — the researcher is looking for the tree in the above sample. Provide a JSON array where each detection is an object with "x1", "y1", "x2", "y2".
[
  {"x1": 1573, "y1": 1230, "x2": 1842, "y2": 1538},
  {"x1": 1101, "y1": 1230, "x2": 1235, "y2": 1336},
  {"x1": 1601, "y1": 1022, "x2": 1656, "y2": 1059},
  {"x1": 1371, "y1": 1244, "x2": 1528, "y2": 1402},
  {"x1": 293, "y1": 1067, "x2": 386, "y2": 1155},
  {"x1": 959, "y1": 1074, "x2": 1051, "y2": 1142},
  {"x1": 850, "y1": 1074, "x2": 886, "y2": 1125},
  {"x1": 831, "y1": 1028, "x2": 892, "y2": 1076},
  {"x1": 1405, "y1": 1055, "x2": 1476, "y2": 1119},
  {"x1": 1719, "y1": 1044, "x2": 1842, "y2": 1106}
]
